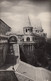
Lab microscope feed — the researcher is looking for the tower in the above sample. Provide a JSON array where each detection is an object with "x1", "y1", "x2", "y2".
[
  {"x1": 23, "y1": 16, "x2": 33, "y2": 42},
  {"x1": 23, "y1": 16, "x2": 33, "y2": 35}
]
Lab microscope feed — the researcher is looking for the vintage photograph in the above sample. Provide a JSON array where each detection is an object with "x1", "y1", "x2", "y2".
[{"x1": 0, "y1": 0, "x2": 51, "y2": 81}]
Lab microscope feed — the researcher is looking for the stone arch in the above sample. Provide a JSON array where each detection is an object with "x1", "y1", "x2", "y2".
[
  {"x1": 26, "y1": 37, "x2": 30, "y2": 41},
  {"x1": 8, "y1": 35, "x2": 18, "y2": 44}
]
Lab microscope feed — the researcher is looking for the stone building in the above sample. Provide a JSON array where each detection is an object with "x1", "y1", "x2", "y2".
[
  {"x1": 0, "y1": 19, "x2": 11, "y2": 66},
  {"x1": 19, "y1": 25, "x2": 47, "y2": 66},
  {"x1": 0, "y1": 19, "x2": 51, "y2": 81},
  {"x1": 0, "y1": 19, "x2": 11, "y2": 35},
  {"x1": 0, "y1": 18, "x2": 47, "y2": 67},
  {"x1": 6, "y1": 17, "x2": 47, "y2": 67}
]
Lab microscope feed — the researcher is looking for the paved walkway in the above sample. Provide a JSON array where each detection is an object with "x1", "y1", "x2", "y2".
[{"x1": 16, "y1": 61, "x2": 51, "y2": 81}]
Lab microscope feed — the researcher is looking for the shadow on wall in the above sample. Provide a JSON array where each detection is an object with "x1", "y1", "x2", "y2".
[
  {"x1": 19, "y1": 44, "x2": 50, "y2": 70},
  {"x1": 0, "y1": 71, "x2": 18, "y2": 81},
  {"x1": 5, "y1": 44, "x2": 18, "y2": 65}
]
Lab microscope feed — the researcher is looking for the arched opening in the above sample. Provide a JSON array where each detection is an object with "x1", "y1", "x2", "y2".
[
  {"x1": 8, "y1": 36, "x2": 17, "y2": 44},
  {"x1": 26, "y1": 37, "x2": 30, "y2": 42}
]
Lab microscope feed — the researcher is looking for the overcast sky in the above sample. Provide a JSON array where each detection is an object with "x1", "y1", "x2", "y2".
[{"x1": 0, "y1": 0, "x2": 51, "y2": 38}]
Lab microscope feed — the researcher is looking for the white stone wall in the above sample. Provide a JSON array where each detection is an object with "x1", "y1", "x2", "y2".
[{"x1": 23, "y1": 35, "x2": 34, "y2": 42}]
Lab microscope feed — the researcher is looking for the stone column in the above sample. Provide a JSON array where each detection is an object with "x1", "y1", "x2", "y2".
[{"x1": 13, "y1": 44, "x2": 20, "y2": 64}]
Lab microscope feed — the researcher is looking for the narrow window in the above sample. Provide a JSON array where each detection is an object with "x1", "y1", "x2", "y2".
[{"x1": 26, "y1": 29, "x2": 27, "y2": 32}]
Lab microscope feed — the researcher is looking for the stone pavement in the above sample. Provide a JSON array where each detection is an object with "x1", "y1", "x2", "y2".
[{"x1": 16, "y1": 61, "x2": 51, "y2": 81}]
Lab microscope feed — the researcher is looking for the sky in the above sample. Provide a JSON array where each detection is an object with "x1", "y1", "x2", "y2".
[{"x1": 0, "y1": 0, "x2": 51, "y2": 38}]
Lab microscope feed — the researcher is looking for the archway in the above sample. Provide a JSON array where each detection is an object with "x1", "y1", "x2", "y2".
[
  {"x1": 26, "y1": 37, "x2": 30, "y2": 42},
  {"x1": 8, "y1": 36, "x2": 17, "y2": 44}
]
